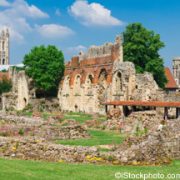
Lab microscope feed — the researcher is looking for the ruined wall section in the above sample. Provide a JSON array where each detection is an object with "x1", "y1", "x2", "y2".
[
  {"x1": 2, "y1": 69, "x2": 30, "y2": 111},
  {"x1": 59, "y1": 35, "x2": 162, "y2": 114},
  {"x1": 111, "y1": 61, "x2": 136, "y2": 101},
  {"x1": 132, "y1": 73, "x2": 160, "y2": 101},
  {"x1": 59, "y1": 36, "x2": 123, "y2": 114}
]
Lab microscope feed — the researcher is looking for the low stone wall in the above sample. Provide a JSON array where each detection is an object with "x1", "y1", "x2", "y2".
[
  {"x1": 0, "y1": 136, "x2": 172, "y2": 165},
  {"x1": 29, "y1": 98, "x2": 60, "y2": 112},
  {"x1": 0, "y1": 114, "x2": 43, "y2": 125},
  {"x1": 0, "y1": 137, "x2": 99, "y2": 163},
  {"x1": 101, "y1": 110, "x2": 163, "y2": 132},
  {"x1": 0, "y1": 114, "x2": 89, "y2": 140}
]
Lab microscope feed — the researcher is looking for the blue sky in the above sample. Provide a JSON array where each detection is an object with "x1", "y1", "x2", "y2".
[{"x1": 0, "y1": 0, "x2": 180, "y2": 68}]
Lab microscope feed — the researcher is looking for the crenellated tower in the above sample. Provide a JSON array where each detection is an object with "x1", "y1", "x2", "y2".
[
  {"x1": 173, "y1": 57, "x2": 180, "y2": 88},
  {"x1": 0, "y1": 28, "x2": 10, "y2": 65}
]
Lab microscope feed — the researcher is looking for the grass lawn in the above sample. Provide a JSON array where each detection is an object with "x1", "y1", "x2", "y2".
[
  {"x1": 0, "y1": 158, "x2": 179, "y2": 180},
  {"x1": 63, "y1": 112, "x2": 93, "y2": 124},
  {"x1": 57, "y1": 130, "x2": 125, "y2": 146}
]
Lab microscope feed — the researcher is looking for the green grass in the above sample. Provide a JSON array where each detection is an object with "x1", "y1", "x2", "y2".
[
  {"x1": 17, "y1": 111, "x2": 33, "y2": 117},
  {"x1": 0, "y1": 158, "x2": 179, "y2": 180},
  {"x1": 63, "y1": 112, "x2": 93, "y2": 124},
  {"x1": 57, "y1": 130, "x2": 124, "y2": 146}
]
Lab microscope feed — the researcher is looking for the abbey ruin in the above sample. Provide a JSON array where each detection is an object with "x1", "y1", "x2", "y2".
[
  {"x1": 0, "y1": 34, "x2": 180, "y2": 117},
  {"x1": 58, "y1": 36, "x2": 161, "y2": 114},
  {"x1": 0, "y1": 32, "x2": 180, "y2": 166}
]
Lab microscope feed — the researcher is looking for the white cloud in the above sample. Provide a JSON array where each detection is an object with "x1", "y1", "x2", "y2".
[
  {"x1": 67, "y1": 45, "x2": 87, "y2": 54},
  {"x1": 0, "y1": 0, "x2": 10, "y2": 7},
  {"x1": 37, "y1": 24, "x2": 74, "y2": 39},
  {"x1": 0, "y1": 0, "x2": 49, "y2": 42},
  {"x1": 12, "y1": 0, "x2": 49, "y2": 19},
  {"x1": 69, "y1": 0, "x2": 123, "y2": 26}
]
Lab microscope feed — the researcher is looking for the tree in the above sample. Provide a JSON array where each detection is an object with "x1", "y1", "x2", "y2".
[
  {"x1": 0, "y1": 76, "x2": 12, "y2": 95},
  {"x1": 23, "y1": 45, "x2": 65, "y2": 97},
  {"x1": 123, "y1": 23, "x2": 167, "y2": 88}
]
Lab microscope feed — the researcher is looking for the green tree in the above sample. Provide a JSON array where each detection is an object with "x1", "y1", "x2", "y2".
[
  {"x1": 23, "y1": 45, "x2": 65, "y2": 97},
  {"x1": 123, "y1": 23, "x2": 167, "y2": 88},
  {"x1": 0, "y1": 76, "x2": 12, "y2": 95}
]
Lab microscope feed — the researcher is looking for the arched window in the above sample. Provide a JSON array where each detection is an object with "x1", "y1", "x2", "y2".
[
  {"x1": 98, "y1": 69, "x2": 107, "y2": 87},
  {"x1": 74, "y1": 74, "x2": 81, "y2": 95},
  {"x1": 85, "y1": 74, "x2": 94, "y2": 96},
  {"x1": 85, "y1": 74, "x2": 93, "y2": 87},
  {"x1": 113, "y1": 71, "x2": 122, "y2": 95},
  {"x1": 2, "y1": 59, "x2": 5, "y2": 65},
  {"x1": 63, "y1": 76, "x2": 70, "y2": 95}
]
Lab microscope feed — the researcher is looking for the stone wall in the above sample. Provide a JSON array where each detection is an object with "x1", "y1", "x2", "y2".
[
  {"x1": 59, "y1": 35, "x2": 160, "y2": 115},
  {"x1": 132, "y1": 72, "x2": 159, "y2": 101},
  {"x1": 1, "y1": 69, "x2": 30, "y2": 111},
  {"x1": 58, "y1": 36, "x2": 123, "y2": 114},
  {"x1": 29, "y1": 98, "x2": 60, "y2": 112}
]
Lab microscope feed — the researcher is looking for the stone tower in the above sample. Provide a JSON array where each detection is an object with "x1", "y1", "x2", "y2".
[
  {"x1": 0, "y1": 28, "x2": 10, "y2": 65},
  {"x1": 173, "y1": 57, "x2": 180, "y2": 88}
]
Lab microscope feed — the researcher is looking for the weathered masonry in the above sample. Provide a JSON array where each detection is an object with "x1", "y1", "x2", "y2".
[{"x1": 58, "y1": 36, "x2": 159, "y2": 114}]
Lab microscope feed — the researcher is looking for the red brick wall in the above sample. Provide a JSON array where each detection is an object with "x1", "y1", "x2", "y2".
[{"x1": 63, "y1": 43, "x2": 120, "y2": 87}]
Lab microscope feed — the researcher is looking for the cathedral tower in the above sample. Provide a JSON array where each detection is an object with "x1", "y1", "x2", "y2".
[
  {"x1": 0, "y1": 28, "x2": 9, "y2": 65},
  {"x1": 173, "y1": 57, "x2": 180, "y2": 88}
]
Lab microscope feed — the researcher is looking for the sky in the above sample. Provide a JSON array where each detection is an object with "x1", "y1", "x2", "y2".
[{"x1": 0, "y1": 0, "x2": 180, "y2": 68}]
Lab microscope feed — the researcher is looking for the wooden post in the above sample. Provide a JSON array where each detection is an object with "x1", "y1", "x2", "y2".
[{"x1": 105, "y1": 105, "x2": 108, "y2": 113}]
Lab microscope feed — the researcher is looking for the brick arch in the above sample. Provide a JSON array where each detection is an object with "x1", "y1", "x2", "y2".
[
  {"x1": 69, "y1": 71, "x2": 82, "y2": 87},
  {"x1": 73, "y1": 74, "x2": 82, "y2": 94},
  {"x1": 85, "y1": 73, "x2": 95, "y2": 84},
  {"x1": 74, "y1": 74, "x2": 82, "y2": 84},
  {"x1": 94, "y1": 67, "x2": 113, "y2": 85},
  {"x1": 94, "y1": 68, "x2": 107, "y2": 84}
]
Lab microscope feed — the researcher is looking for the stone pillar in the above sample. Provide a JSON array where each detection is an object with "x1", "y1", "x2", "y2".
[
  {"x1": 105, "y1": 105, "x2": 108, "y2": 113},
  {"x1": 176, "y1": 108, "x2": 180, "y2": 119},
  {"x1": 164, "y1": 107, "x2": 169, "y2": 120}
]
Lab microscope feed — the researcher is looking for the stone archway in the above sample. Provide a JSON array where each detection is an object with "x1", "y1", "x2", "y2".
[
  {"x1": 113, "y1": 71, "x2": 123, "y2": 95},
  {"x1": 98, "y1": 69, "x2": 108, "y2": 88},
  {"x1": 85, "y1": 74, "x2": 94, "y2": 96}
]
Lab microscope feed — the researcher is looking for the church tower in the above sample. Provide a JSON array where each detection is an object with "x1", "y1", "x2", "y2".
[
  {"x1": 173, "y1": 57, "x2": 180, "y2": 88},
  {"x1": 0, "y1": 28, "x2": 10, "y2": 65}
]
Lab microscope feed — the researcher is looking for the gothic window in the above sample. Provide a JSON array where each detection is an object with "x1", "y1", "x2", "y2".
[
  {"x1": 85, "y1": 74, "x2": 94, "y2": 96},
  {"x1": 2, "y1": 59, "x2": 5, "y2": 65},
  {"x1": 74, "y1": 74, "x2": 81, "y2": 95},
  {"x1": 86, "y1": 74, "x2": 93, "y2": 86},
  {"x1": 98, "y1": 69, "x2": 107, "y2": 87},
  {"x1": 113, "y1": 71, "x2": 122, "y2": 95}
]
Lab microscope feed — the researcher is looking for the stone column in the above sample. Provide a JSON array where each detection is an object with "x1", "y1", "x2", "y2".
[
  {"x1": 176, "y1": 108, "x2": 180, "y2": 119},
  {"x1": 105, "y1": 105, "x2": 108, "y2": 113},
  {"x1": 164, "y1": 107, "x2": 169, "y2": 120}
]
